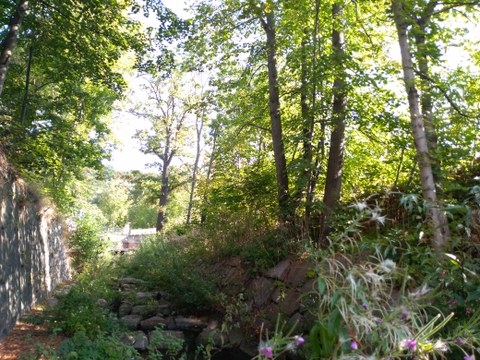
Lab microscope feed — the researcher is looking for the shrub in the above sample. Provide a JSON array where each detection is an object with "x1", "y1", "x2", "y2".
[
  {"x1": 58, "y1": 331, "x2": 140, "y2": 360},
  {"x1": 68, "y1": 212, "x2": 107, "y2": 272}
]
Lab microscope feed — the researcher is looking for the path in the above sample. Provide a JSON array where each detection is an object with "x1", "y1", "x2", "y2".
[{"x1": 0, "y1": 308, "x2": 65, "y2": 359}]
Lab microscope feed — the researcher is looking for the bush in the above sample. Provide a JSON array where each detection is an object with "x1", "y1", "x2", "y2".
[
  {"x1": 58, "y1": 331, "x2": 140, "y2": 360},
  {"x1": 52, "y1": 286, "x2": 117, "y2": 338},
  {"x1": 68, "y1": 213, "x2": 107, "y2": 272},
  {"x1": 119, "y1": 235, "x2": 217, "y2": 312}
]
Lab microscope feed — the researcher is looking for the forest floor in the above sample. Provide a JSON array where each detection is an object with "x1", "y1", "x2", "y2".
[{"x1": 0, "y1": 308, "x2": 65, "y2": 360}]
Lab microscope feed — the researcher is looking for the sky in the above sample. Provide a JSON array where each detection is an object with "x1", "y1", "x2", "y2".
[
  {"x1": 105, "y1": 0, "x2": 188, "y2": 173},
  {"x1": 105, "y1": 1, "x2": 479, "y2": 173}
]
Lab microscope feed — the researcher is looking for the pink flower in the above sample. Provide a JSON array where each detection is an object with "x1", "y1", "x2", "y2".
[
  {"x1": 350, "y1": 340, "x2": 358, "y2": 350},
  {"x1": 294, "y1": 336, "x2": 305, "y2": 347},
  {"x1": 466, "y1": 307, "x2": 472, "y2": 315},
  {"x1": 464, "y1": 355, "x2": 474, "y2": 360},
  {"x1": 404, "y1": 339, "x2": 416, "y2": 351},
  {"x1": 261, "y1": 346, "x2": 273, "y2": 358}
]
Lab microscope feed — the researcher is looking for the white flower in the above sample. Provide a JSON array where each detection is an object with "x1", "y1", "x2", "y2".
[
  {"x1": 352, "y1": 201, "x2": 368, "y2": 211},
  {"x1": 433, "y1": 340, "x2": 448, "y2": 352},
  {"x1": 379, "y1": 259, "x2": 396, "y2": 273},
  {"x1": 371, "y1": 211, "x2": 386, "y2": 225}
]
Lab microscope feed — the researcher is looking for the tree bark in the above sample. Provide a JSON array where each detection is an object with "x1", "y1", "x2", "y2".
[
  {"x1": 322, "y1": 3, "x2": 347, "y2": 241},
  {"x1": 261, "y1": 9, "x2": 291, "y2": 224},
  {"x1": 186, "y1": 107, "x2": 205, "y2": 224},
  {"x1": 391, "y1": 0, "x2": 447, "y2": 252},
  {"x1": 0, "y1": 0, "x2": 28, "y2": 98},
  {"x1": 21, "y1": 43, "x2": 33, "y2": 125}
]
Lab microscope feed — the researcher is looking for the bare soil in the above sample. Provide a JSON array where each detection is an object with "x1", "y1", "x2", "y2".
[{"x1": 0, "y1": 308, "x2": 65, "y2": 360}]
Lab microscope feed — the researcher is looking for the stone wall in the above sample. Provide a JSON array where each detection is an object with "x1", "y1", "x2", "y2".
[{"x1": 0, "y1": 153, "x2": 70, "y2": 339}]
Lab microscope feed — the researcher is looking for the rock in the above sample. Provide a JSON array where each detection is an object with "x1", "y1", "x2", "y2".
[
  {"x1": 271, "y1": 288, "x2": 282, "y2": 303},
  {"x1": 132, "y1": 304, "x2": 159, "y2": 318},
  {"x1": 119, "y1": 277, "x2": 145, "y2": 285},
  {"x1": 285, "y1": 261, "x2": 311, "y2": 287},
  {"x1": 97, "y1": 298, "x2": 108, "y2": 307},
  {"x1": 265, "y1": 258, "x2": 291, "y2": 280},
  {"x1": 118, "y1": 332, "x2": 135, "y2": 346},
  {"x1": 133, "y1": 331, "x2": 149, "y2": 351},
  {"x1": 118, "y1": 302, "x2": 133, "y2": 317},
  {"x1": 279, "y1": 288, "x2": 300, "y2": 316},
  {"x1": 249, "y1": 277, "x2": 274, "y2": 307},
  {"x1": 136, "y1": 291, "x2": 158, "y2": 301},
  {"x1": 139, "y1": 316, "x2": 169, "y2": 331},
  {"x1": 172, "y1": 316, "x2": 208, "y2": 332},
  {"x1": 196, "y1": 327, "x2": 223, "y2": 348},
  {"x1": 121, "y1": 314, "x2": 142, "y2": 330},
  {"x1": 227, "y1": 328, "x2": 244, "y2": 347},
  {"x1": 226, "y1": 257, "x2": 242, "y2": 267}
]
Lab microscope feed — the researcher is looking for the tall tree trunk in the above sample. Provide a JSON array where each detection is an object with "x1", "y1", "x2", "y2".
[
  {"x1": 321, "y1": 3, "x2": 347, "y2": 242},
  {"x1": 186, "y1": 108, "x2": 205, "y2": 224},
  {"x1": 0, "y1": 0, "x2": 28, "y2": 98},
  {"x1": 200, "y1": 125, "x2": 218, "y2": 225},
  {"x1": 304, "y1": 0, "x2": 321, "y2": 232},
  {"x1": 156, "y1": 163, "x2": 169, "y2": 232},
  {"x1": 261, "y1": 10, "x2": 291, "y2": 224},
  {"x1": 414, "y1": 16, "x2": 441, "y2": 186},
  {"x1": 391, "y1": 0, "x2": 447, "y2": 252},
  {"x1": 20, "y1": 43, "x2": 33, "y2": 125}
]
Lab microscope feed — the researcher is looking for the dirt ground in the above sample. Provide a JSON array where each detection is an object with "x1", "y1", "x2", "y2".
[{"x1": 0, "y1": 308, "x2": 65, "y2": 360}]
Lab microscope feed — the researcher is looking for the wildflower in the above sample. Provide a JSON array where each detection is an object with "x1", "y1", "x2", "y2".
[
  {"x1": 371, "y1": 211, "x2": 386, "y2": 225},
  {"x1": 294, "y1": 336, "x2": 305, "y2": 347},
  {"x1": 401, "y1": 309, "x2": 410, "y2": 321},
  {"x1": 352, "y1": 201, "x2": 368, "y2": 211},
  {"x1": 379, "y1": 259, "x2": 396, "y2": 273},
  {"x1": 261, "y1": 346, "x2": 273, "y2": 358},
  {"x1": 441, "y1": 269, "x2": 446, "y2": 275},
  {"x1": 404, "y1": 339, "x2": 416, "y2": 351},
  {"x1": 456, "y1": 337, "x2": 466, "y2": 345},
  {"x1": 362, "y1": 302, "x2": 368, "y2": 310},
  {"x1": 350, "y1": 340, "x2": 358, "y2": 350},
  {"x1": 466, "y1": 307, "x2": 472, "y2": 315},
  {"x1": 464, "y1": 355, "x2": 475, "y2": 360},
  {"x1": 375, "y1": 317, "x2": 382, "y2": 324},
  {"x1": 433, "y1": 340, "x2": 448, "y2": 352},
  {"x1": 409, "y1": 285, "x2": 429, "y2": 298}
]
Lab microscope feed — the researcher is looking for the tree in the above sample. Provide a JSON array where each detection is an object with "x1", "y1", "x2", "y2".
[
  {"x1": 321, "y1": 2, "x2": 348, "y2": 242},
  {"x1": 391, "y1": 0, "x2": 447, "y2": 252},
  {"x1": 135, "y1": 75, "x2": 192, "y2": 232},
  {"x1": 0, "y1": 0, "x2": 28, "y2": 97}
]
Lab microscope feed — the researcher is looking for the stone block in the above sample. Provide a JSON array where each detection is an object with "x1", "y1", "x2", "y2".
[
  {"x1": 121, "y1": 314, "x2": 142, "y2": 330},
  {"x1": 266, "y1": 259, "x2": 291, "y2": 280},
  {"x1": 132, "y1": 304, "x2": 160, "y2": 319},
  {"x1": 133, "y1": 331, "x2": 149, "y2": 351},
  {"x1": 172, "y1": 316, "x2": 208, "y2": 332},
  {"x1": 118, "y1": 302, "x2": 133, "y2": 317},
  {"x1": 250, "y1": 277, "x2": 274, "y2": 307},
  {"x1": 139, "y1": 316, "x2": 169, "y2": 331},
  {"x1": 279, "y1": 288, "x2": 300, "y2": 316},
  {"x1": 284, "y1": 261, "x2": 311, "y2": 287}
]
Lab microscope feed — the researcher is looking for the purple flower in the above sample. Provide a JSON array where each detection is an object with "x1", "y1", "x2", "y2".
[
  {"x1": 350, "y1": 340, "x2": 358, "y2": 350},
  {"x1": 401, "y1": 309, "x2": 410, "y2": 320},
  {"x1": 362, "y1": 302, "x2": 368, "y2": 310},
  {"x1": 464, "y1": 355, "x2": 474, "y2": 360},
  {"x1": 404, "y1": 339, "x2": 416, "y2": 351},
  {"x1": 375, "y1": 317, "x2": 382, "y2": 324},
  {"x1": 261, "y1": 346, "x2": 273, "y2": 358},
  {"x1": 456, "y1": 337, "x2": 466, "y2": 345},
  {"x1": 294, "y1": 336, "x2": 305, "y2": 347}
]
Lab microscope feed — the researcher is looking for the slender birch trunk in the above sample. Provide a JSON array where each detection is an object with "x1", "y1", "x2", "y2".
[{"x1": 391, "y1": 0, "x2": 447, "y2": 252}]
